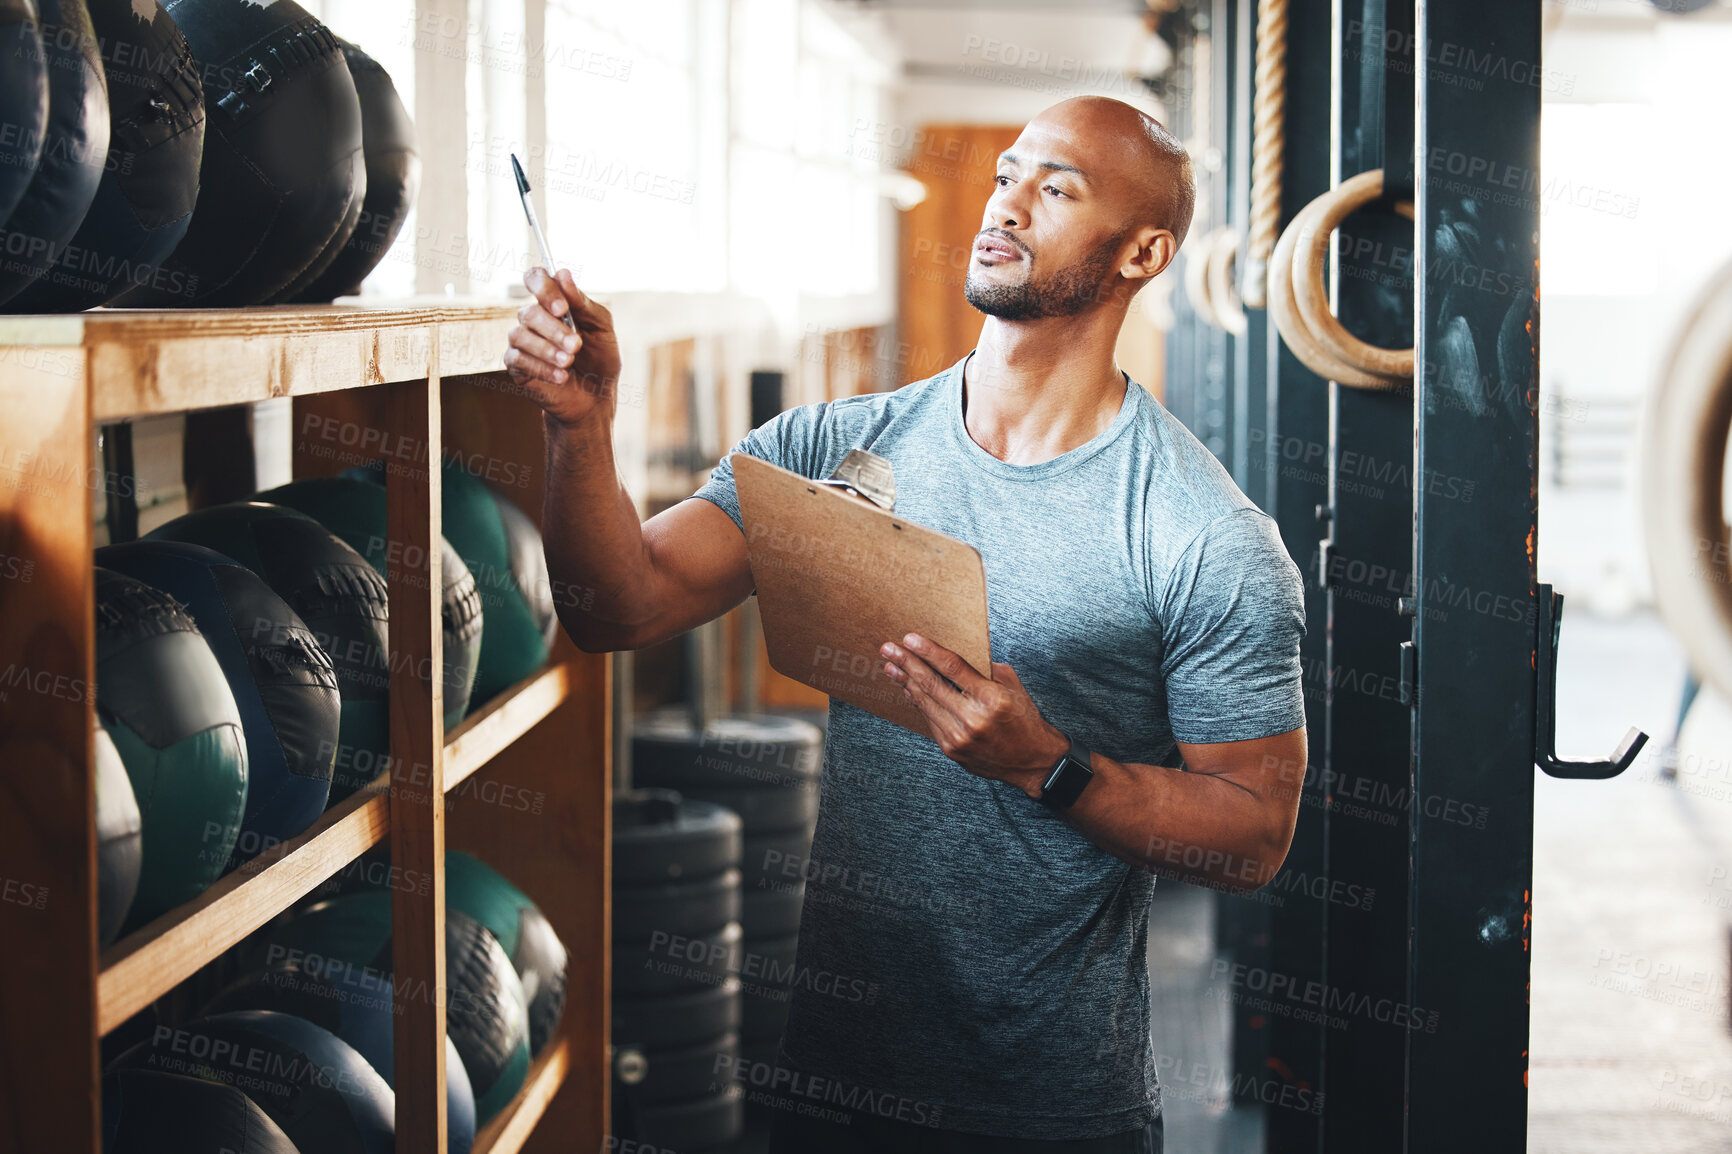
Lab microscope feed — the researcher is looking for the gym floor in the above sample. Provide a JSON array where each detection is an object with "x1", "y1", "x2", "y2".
[{"x1": 1530, "y1": 610, "x2": 1732, "y2": 1153}]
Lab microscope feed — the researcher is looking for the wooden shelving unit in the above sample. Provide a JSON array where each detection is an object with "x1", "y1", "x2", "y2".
[{"x1": 0, "y1": 303, "x2": 610, "y2": 1154}]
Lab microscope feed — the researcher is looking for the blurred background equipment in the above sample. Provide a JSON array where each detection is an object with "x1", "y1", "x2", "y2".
[
  {"x1": 612, "y1": 788, "x2": 747, "y2": 1151},
  {"x1": 631, "y1": 712, "x2": 822, "y2": 1079}
]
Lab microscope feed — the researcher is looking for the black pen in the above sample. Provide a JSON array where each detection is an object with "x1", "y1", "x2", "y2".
[{"x1": 511, "y1": 152, "x2": 576, "y2": 332}]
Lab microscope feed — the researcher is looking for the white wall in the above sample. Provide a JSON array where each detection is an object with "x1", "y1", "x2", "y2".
[{"x1": 1539, "y1": 12, "x2": 1732, "y2": 613}]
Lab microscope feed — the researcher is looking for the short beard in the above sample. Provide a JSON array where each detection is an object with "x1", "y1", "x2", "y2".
[{"x1": 963, "y1": 233, "x2": 1125, "y2": 320}]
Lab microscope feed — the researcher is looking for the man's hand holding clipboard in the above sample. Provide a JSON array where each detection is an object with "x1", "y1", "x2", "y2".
[{"x1": 735, "y1": 453, "x2": 999, "y2": 742}]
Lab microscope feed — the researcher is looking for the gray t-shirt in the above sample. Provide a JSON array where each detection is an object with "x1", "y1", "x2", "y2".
[{"x1": 689, "y1": 353, "x2": 1306, "y2": 1139}]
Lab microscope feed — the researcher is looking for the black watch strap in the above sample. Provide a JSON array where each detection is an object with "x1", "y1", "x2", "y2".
[{"x1": 1038, "y1": 735, "x2": 1094, "y2": 810}]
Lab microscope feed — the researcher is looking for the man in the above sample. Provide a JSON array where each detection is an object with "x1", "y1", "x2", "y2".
[{"x1": 505, "y1": 96, "x2": 1307, "y2": 1153}]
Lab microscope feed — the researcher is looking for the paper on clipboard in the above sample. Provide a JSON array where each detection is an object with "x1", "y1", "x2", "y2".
[{"x1": 733, "y1": 451, "x2": 991, "y2": 740}]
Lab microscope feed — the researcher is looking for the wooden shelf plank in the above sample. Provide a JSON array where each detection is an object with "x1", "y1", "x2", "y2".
[
  {"x1": 0, "y1": 301, "x2": 520, "y2": 421},
  {"x1": 389, "y1": 375, "x2": 448, "y2": 1153},
  {"x1": 97, "y1": 777, "x2": 393, "y2": 1035},
  {"x1": 95, "y1": 660, "x2": 575, "y2": 1035},
  {"x1": 446, "y1": 663, "x2": 574, "y2": 791},
  {"x1": 471, "y1": 1036, "x2": 574, "y2": 1154}
]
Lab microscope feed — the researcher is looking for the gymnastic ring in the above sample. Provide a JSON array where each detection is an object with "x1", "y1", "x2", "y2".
[
  {"x1": 1292, "y1": 168, "x2": 1416, "y2": 382},
  {"x1": 1641, "y1": 259, "x2": 1732, "y2": 701},
  {"x1": 1267, "y1": 194, "x2": 1401, "y2": 389},
  {"x1": 1206, "y1": 228, "x2": 1248, "y2": 336},
  {"x1": 1184, "y1": 225, "x2": 1226, "y2": 330}
]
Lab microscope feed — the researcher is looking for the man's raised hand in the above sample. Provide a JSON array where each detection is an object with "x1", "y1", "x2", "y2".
[{"x1": 505, "y1": 267, "x2": 624, "y2": 427}]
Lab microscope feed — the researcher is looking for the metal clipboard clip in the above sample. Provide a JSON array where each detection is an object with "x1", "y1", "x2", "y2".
[{"x1": 814, "y1": 448, "x2": 896, "y2": 512}]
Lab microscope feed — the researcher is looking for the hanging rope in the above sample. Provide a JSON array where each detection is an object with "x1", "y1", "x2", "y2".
[{"x1": 1241, "y1": 0, "x2": 1287, "y2": 309}]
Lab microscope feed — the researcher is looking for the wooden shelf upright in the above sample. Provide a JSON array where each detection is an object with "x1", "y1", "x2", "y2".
[{"x1": 0, "y1": 302, "x2": 610, "y2": 1154}]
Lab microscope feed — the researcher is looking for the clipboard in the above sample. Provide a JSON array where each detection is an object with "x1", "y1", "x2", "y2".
[{"x1": 733, "y1": 451, "x2": 991, "y2": 740}]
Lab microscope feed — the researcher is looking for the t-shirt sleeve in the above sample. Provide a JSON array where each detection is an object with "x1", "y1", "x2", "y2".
[
  {"x1": 686, "y1": 402, "x2": 830, "y2": 534},
  {"x1": 1156, "y1": 508, "x2": 1307, "y2": 744}
]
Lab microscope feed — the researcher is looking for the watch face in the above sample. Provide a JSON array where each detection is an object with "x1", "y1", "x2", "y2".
[{"x1": 1042, "y1": 754, "x2": 1093, "y2": 808}]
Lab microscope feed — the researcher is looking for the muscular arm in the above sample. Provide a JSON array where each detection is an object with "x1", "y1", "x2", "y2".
[
  {"x1": 881, "y1": 632, "x2": 1306, "y2": 892},
  {"x1": 542, "y1": 416, "x2": 753, "y2": 652},
  {"x1": 505, "y1": 266, "x2": 754, "y2": 653},
  {"x1": 1050, "y1": 729, "x2": 1306, "y2": 891}
]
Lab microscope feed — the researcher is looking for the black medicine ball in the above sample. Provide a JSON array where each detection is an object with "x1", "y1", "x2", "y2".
[
  {"x1": 202, "y1": 961, "x2": 478, "y2": 1154},
  {"x1": 112, "y1": 0, "x2": 361, "y2": 306},
  {"x1": 0, "y1": 0, "x2": 48, "y2": 226},
  {"x1": 256, "y1": 476, "x2": 484, "y2": 730},
  {"x1": 7, "y1": 0, "x2": 204, "y2": 312},
  {"x1": 108, "y1": 1011, "x2": 394, "y2": 1154},
  {"x1": 99, "y1": 542, "x2": 339, "y2": 873},
  {"x1": 102, "y1": 1068, "x2": 303, "y2": 1154},
  {"x1": 0, "y1": 0, "x2": 109, "y2": 307},
  {"x1": 146, "y1": 502, "x2": 389, "y2": 801},
  {"x1": 293, "y1": 39, "x2": 416, "y2": 302}
]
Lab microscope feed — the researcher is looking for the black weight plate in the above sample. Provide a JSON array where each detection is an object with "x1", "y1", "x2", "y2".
[
  {"x1": 613, "y1": 789, "x2": 741, "y2": 885},
  {"x1": 738, "y1": 934, "x2": 800, "y2": 1042},
  {"x1": 629, "y1": 1031, "x2": 738, "y2": 1105},
  {"x1": 676, "y1": 782, "x2": 818, "y2": 835},
  {"x1": 739, "y1": 827, "x2": 815, "y2": 888},
  {"x1": 740, "y1": 883, "x2": 804, "y2": 939},
  {"x1": 635, "y1": 1084, "x2": 745, "y2": 1152},
  {"x1": 613, "y1": 869, "x2": 741, "y2": 943},
  {"x1": 613, "y1": 920, "x2": 741, "y2": 997},
  {"x1": 633, "y1": 710, "x2": 822, "y2": 789},
  {"x1": 613, "y1": 977, "x2": 741, "y2": 1049}
]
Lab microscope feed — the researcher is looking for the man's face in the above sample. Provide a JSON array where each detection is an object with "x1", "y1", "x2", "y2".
[{"x1": 964, "y1": 117, "x2": 1136, "y2": 321}]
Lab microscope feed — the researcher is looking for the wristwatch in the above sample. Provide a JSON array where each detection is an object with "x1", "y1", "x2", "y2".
[{"x1": 1038, "y1": 734, "x2": 1094, "y2": 810}]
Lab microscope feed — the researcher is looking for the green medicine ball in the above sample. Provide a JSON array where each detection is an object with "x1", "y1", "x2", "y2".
[
  {"x1": 94, "y1": 568, "x2": 248, "y2": 931},
  {"x1": 346, "y1": 460, "x2": 557, "y2": 712},
  {"x1": 444, "y1": 851, "x2": 568, "y2": 1055},
  {"x1": 263, "y1": 889, "x2": 531, "y2": 1124}
]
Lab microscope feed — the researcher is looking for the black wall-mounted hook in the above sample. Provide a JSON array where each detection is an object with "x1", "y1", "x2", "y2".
[{"x1": 1534, "y1": 583, "x2": 1648, "y2": 779}]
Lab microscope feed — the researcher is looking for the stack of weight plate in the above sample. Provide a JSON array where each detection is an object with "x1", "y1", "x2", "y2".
[
  {"x1": 632, "y1": 712, "x2": 824, "y2": 1077},
  {"x1": 612, "y1": 789, "x2": 746, "y2": 1152}
]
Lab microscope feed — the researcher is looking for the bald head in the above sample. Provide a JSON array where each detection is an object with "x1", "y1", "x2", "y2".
[
  {"x1": 965, "y1": 96, "x2": 1195, "y2": 321},
  {"x1": 1032, "y1": 96, "x2": 1196, "y2": 251}
]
